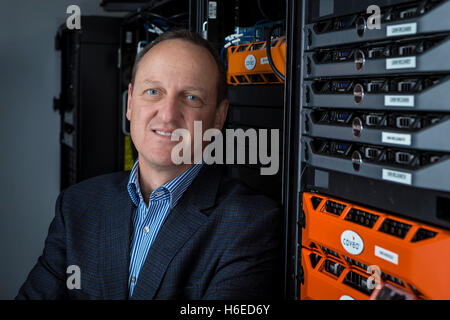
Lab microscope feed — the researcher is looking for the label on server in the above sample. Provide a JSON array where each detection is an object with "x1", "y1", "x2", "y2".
[
  {"x1": 384, "y1": 95, "x2": 415, "y2": 107},
  {"x1": 374, "y1": 245, "x2": 399, "y2": 265},
  {"x1": 381, "y1": 132, "x2": 411, "y2": 146},
  {"x1": 382, "y1": 169, "x2": 412, "y2": 185},
  {"x1": 62, "y1": 132, "x2": 74, "y2": 148},
  {"x1": 245, "y1": 54, "x2": 256, "y2": 70},
  {"x1": 386, "y1": 23, "x2": 417, "y2": 37},
  {"x1": 64, "y1": 111, "x2": 74, "y2": 125},
  {"x1": 208, "y1": 1, "x2": 217, "y2": 19},
  {"x1": 341, "y1": 230, "x2": 364, "y2": 255},
  {"x1": 386, "y1": 57, "x2": 416, "y2": 70},
  {"x1": 125, "y1": 31, "x2": 133, "y2": 44}
]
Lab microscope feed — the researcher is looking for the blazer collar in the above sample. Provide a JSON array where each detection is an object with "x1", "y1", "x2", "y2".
[
  {"x1": 99, "y1": 173, "x2": 133, "y2": 299},
  {"x1": 130, "y1": 164, "x2": 224, "y2": 300}
]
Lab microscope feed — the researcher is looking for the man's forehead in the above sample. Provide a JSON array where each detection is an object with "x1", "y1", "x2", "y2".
[
  {"x1": 135, "y1": 40, "x2": 218, "y2": 82},
  {"x1": 145, "y1": 38, "x2": 213, "y2": 61}
]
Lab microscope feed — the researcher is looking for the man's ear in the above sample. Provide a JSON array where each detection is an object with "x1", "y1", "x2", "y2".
[
  {"x1": 126, "y1": 83, "x2": 133, "y2": 121},
  {"x1": 214, "y1": 98, "x2": 229, "y2": 130}
]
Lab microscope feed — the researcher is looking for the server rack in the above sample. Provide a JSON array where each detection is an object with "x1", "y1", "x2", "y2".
[
  {"x1": 192, "y1": 0, "x2": 286, "y2": 203},
  {"x1": 55, "y1": 16, "x2": 122, "y2": 190},
  {"x1": 285, "y1": 0, "x2": 450, "y2": 300}
]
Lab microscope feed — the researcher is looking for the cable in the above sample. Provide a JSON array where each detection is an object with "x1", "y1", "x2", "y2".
[
  {"x1": 141, "y1": 11, "x2": 184, "y2": 26},
  {"x1": 144, "y1": 21, "x2": 165, "y2": 35},
  {"x1": 220, "y1": 46, "x2": 227, "y2": 68},
  {"x1": 254, "y1": 19, "x2": 269, "y2": 25},
  {"x1": 257, "y1": 0, "x2": 287, "y2": 22},
  {"x1": 168, "y1": 12, "x2": 189, "y2": 20},
  {"x1": 265, "y1": 24, "x2": 285, "y2": 82},
  {"x1": 257, "y1": 0, "x2": 272, "y2": 22}
]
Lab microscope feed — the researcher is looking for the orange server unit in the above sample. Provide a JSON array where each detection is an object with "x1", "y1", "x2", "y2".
[
  {"x1": 226, "y1": 37, "x2": 286, "y2": 85},
  {"x1": 300, "y1": 192, "x2": 450, "y2": 300}
]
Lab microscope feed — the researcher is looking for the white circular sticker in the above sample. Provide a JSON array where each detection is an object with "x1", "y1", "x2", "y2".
[
  {"x1": 340, "y1": 230, "x2": 364, "y2": 255},
  {"x1": 244, "y1": 54, "x2": 257, "y2": 70},
  {"x1": 339, "y1": 295, "x2": 355, "y2": 300}
]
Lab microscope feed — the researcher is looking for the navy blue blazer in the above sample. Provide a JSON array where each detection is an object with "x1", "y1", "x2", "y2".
[{"x1": 16, "y1": 164, "x2": 282, "y2": 300}]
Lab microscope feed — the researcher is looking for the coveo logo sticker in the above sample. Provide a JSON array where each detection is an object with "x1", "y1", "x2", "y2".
[
  {"x1": 341, "y1": 230, "x2": 364, "y2": 255},
  {"x1": 245, "y1": 54, "x2": 256, "y2": 70}
]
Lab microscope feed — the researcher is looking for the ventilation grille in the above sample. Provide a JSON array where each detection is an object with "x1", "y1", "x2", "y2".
[
  {"x1": 411, "y1": 228, "x2": 437, "y2": 242},
  {"x1": 323, "y1": 259, "x2": 345, "y2": 278},
  {"x1": 305, "y1": 245, "x2": 418, "y2": 298},
  {"x1": 309, "y1": 252, "x2": 322, "y2": 269},
  {"x1": 344, "y1": 271, "x2": 374, "y2": 296},
  {"x1": 409, "y1": 284, "x2": 425, "y2": 298},
  {"x1": 345, "y1": 208, "x2": 379, "y2": 228},
  {"x1": 379, "y1": 218, "x2": 411, "y2": 239},
  {"x1": 325, "y1": 200, "x2": 346, "y2": 216},
  {"x1": 320, "y1": 245, "x2": 341, "y2": 259},
  {"x1": 381, "y1": 272, "x2": 405, "y2": 287},
  {"x1": 312, "y1": 0, "x2": 442, "y2": 34},
  {"x1": 310, "y1": 196, "x2": 323, "y2": 210},
  {"x1": 343, "y1": 256, "x2": 369, "y2": 272}
]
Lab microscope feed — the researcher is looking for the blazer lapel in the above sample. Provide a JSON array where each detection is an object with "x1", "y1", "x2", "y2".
[
  {"x1": 101, "y1": 174, "x2": 134, "y2": 299},
  {"x1": 130, "y1": 164, "x2": 224, "y2": 300}
]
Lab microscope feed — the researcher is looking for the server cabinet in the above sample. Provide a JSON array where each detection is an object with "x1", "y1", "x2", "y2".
[
  {"x1": 192, "y1": 0, "x2": 286, "y2": 203},
  {"x1": 285, "y1": 0, "x2": 450, "y2": 300},
  {"x1": 55, "y1": 16, "x2": 122, "y2": 190}
]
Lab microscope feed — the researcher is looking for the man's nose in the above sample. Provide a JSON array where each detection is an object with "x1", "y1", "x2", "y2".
[{"x1": 157, "y1": 95, "x2": 181, "y2": 124}]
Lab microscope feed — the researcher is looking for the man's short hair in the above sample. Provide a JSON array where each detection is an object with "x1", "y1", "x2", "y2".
[{"x1": 130, "y1": 29, "x2": 228, "y2": 106}]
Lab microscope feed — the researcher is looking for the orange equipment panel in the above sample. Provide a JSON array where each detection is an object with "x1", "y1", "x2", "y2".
[
  {"x1": 226, "y1": 37, "x2": 286, "y2": 85},
  {"x1": 301, "y1": 192, "x2": 450, "y2": 300},
  {"x1": 301, "y1": 247, "x2": 416, "y2": 300}
]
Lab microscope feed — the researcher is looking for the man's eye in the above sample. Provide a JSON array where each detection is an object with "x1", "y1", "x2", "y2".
[
  {"x1": 146, "y1": 89, "x2": 158, "y2": 95},
  {"x1": 187, "y1": 95, "x2": 199, "y2": 101}
]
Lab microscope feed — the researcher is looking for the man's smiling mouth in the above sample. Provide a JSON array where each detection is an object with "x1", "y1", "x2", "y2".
[{"x1": 154, "y1": 130, "x2": 173, "y2": 137}]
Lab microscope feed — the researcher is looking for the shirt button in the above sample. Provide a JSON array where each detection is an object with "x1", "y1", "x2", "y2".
[
  {"x1": 156, "y1": 191, "x2": 163, "y2": 196},
  {"x1": 131, "y1": 277, "x2": 136, "y2": 283},
  {"x1": 144, "y1": 226, "x2": 150, "y2": 234}
]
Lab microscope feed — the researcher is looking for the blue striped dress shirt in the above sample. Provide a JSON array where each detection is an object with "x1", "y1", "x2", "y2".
[{"x1": 126, "y1": 159, "x2": 203, "y2": 297}]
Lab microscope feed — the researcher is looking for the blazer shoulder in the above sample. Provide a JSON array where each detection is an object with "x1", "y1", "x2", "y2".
[
  {"x1": 60, "y1": 171, "x2": 130, "y2": 209},
  {"x1": 64, "y1": 171, "x2": 129, "y2": 193}
]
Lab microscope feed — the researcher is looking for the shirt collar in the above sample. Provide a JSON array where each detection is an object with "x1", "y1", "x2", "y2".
[{"x1": 127, "y1": 159, "x2": 203, "y2": 209}]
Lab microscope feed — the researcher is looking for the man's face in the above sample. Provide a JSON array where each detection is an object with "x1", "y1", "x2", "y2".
[{"x1": 127, "y1": 39, "x2": 228, "y2": 169}]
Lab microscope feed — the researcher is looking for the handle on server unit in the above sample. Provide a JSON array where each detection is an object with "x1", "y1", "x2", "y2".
[
  {"x1": 353, "y1": 83, "x2": 364, "y2": 105},
  {"x1": 202, "y1": 21, "x2": 208, "y2": 40},
  {"x1": 122, "y1": 90, "x2": 130, "y2": 136},
  {"x1": 354, "y1": 50, "x2": 365, "y2": 71}
]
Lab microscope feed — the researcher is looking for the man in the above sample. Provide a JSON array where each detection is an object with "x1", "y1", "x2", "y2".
[{"x1": 16, "y1": 29, "x2": 282, "y2": 300}]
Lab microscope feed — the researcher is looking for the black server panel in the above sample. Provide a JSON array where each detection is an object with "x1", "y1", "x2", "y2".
[
  {"x1": 226, "y1": 85, "x2": 284, "y2": 201},
  {"x1": 55, "y1": 16, "x2": 122, "y2": 190},
  {"x1": 199, "y1": 0, "x2": 287, "y2": 203},
  {"x1": 284, "y1": 0, "x2": 450, "y2": 300}
]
